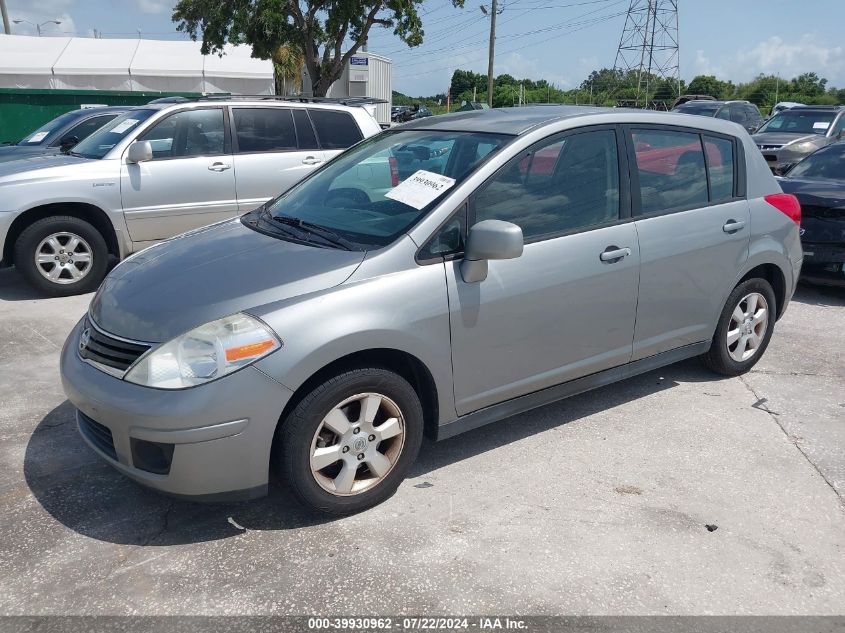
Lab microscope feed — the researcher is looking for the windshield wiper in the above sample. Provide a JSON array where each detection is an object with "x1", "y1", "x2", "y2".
[{"x1": 271, "y1": 215, "x2": 354, "y2": 251}]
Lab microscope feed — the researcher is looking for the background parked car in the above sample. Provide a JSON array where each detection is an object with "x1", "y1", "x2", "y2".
[
  {"x1": 753, "y1": 105, "x2": 845, "y2": 174},
  {"x1": 672, "y1": 100, "x2": 764, "y2": 134},
  {"x1": 0, "y1": 97, "x2": 382, "y2": 296},
  {"x1": 778, "y1": 141, "x2": 845, "y2": 287},
  {"x1": 391, "y1": 105, "x2": 412, "y2": 122},
  {"x1": 771, "y1": 101, "x2": 805, "y2": 116},
  {"x1": 671, "y1": 94, "x2": 716, "y2": 109},
  {"x1": 0, "y1": 106, "x2": 131, "y2": 164}
]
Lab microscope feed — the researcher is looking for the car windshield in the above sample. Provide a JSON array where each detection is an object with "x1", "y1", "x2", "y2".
[
  {"x1": 787, "y1": 144, "x2": 845, "y2": 180},
  {"x1": 674, "y1": 103, "x2": 720, "y2": 116},
  {"x1": 70, "y1": 109, "x2": 157, "y2": 159},
  {"x1": 17, "y1": 111, "x2": 82, "y2": 145},
  {"x1": 264, "y1": 130, "x2": 510, "y2": 249},
  {"x1": 756, "y1": 110, "x2": 838, "y2": 135}
]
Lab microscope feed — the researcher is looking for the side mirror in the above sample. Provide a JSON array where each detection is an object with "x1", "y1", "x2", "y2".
[
  {"x1": 126, "y1": 140, "x2": 153, "y2": 164},
  {"x1": 460, "y1": 220, "x2": 524, "y2": 283},
  {"x1": 59, "y1": 135, "x2": 79, "y2": 152}
]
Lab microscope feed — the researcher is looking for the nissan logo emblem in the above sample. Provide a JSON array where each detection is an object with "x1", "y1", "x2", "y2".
[{"x1": 79, "y1": 328, "x2": 91, "y2": 351}]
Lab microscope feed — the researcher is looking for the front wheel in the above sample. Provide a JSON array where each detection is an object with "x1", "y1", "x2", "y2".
[
  {"x1": 13, "y1": 215, "x2": 109, "y2": 297},
  {"x1": 277, "y1": 368, "x2": 424, "y2": 514},
  {"x1": 702, "y1": 278, "x2": 776, "y2": 376}
]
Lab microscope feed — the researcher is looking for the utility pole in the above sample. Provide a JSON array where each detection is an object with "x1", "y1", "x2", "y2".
[
  {"x1": 486, "y1": 0, "x2": 497, "y2": 108},
  {"x1": 0, "y1": 0, "x2": 10, "y2": 35}
]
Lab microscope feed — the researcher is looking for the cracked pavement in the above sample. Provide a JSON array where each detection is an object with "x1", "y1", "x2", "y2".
[{"x1": 1, "y1": 267, "x2": 843, "y2": 615}]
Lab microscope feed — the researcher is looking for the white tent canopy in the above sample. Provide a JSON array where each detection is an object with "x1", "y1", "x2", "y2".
[{"x1": 0, "y1": 34, "x2": 273, "y2": 94}]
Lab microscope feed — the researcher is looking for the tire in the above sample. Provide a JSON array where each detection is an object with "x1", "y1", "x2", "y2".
[
  {"x1": 13, "y1": 215, "x2": 109, "y2": 297},
  {"x1": 278, "y1": 367, "x2": 424, "y2": 515},
  {"x1": 702, "y1": 278, "x2": 777, "y2": 376}
]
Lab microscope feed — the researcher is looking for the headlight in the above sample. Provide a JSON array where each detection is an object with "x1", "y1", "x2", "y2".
[
  {"x1": 788, "y1": 141, "x2": 819, "y2": 154},
  {"x1": 124, "y1": 313, "x2": 281, "y2": 389}
]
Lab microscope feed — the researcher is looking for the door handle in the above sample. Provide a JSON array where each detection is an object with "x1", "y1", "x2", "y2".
[
  {"x1": 722, "y1": 219, "x2": 746, "y2": 233},
  {"x1": 302, "y1": 156, "x2": 322, "y2": 166},
  {"x1": 599, "y1": 246, "x2": 631, "y2": 262},
  {"x1": 208, "y1": 162, "x2": 231, "y2": 172}
]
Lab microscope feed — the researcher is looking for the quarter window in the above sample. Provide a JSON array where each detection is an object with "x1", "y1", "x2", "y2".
[
  {"x1": 704, "y1": 136, "x2": 735, "y2": 202},
  {"x1": 309, "y1": 109, "x2": 363, "y2": 149},
  {"x1": 474, "y1": 129, "x2": 620, "y2": 240},
  {"x1": 233, "y1": 108, "x2": 296, "y2": 153},
  {"x1": 138, "y1": 108, "x2": 225, "y2": 159},
  {"x1": 292, "y1": 109, "x2": 319, "y2": 150},
  {"x1": 632, "y1": 129, "x2": 708, "y2": 215}
]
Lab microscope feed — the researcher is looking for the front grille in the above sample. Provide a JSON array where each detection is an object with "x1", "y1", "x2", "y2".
[
  {"x1": 77, "y1": 411, "x2": 117, "y2": 461},
  {"x1": 78, "y1": 317, "x2": 150, "y2": 373},
  {"x1": 764, "y1": 154, "x2": 778, "y2": 162}
]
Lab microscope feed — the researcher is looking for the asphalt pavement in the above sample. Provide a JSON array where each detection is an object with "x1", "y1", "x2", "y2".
[{"x1": 1, "y1": 267, "x2": 843, "y2": 615}]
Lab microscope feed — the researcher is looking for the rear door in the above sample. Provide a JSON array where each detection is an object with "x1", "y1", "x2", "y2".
[
  {"x1": 231, "y1": 106, "x2": 326, "y2": 211},
  {"x1": 444, "y1": 126, "x2": 641, "y2": 415},
  {"x1": 120, "y1": 107, "x2": 237, "y2": 242},
  {"x1": 626, "y1": 125, "x2": 750, "y2": 360}
]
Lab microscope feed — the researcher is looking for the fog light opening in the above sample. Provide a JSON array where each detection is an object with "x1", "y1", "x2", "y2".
[{"x1": 130, "y1": 438, "x2": 175, "y2": 475}]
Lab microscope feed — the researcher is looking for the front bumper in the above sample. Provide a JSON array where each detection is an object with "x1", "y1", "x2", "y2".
[{"x1": 60, "y1": 319, "x2": 294, "y2": 501}]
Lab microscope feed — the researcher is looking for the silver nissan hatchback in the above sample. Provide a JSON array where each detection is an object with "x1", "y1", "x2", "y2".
[{"x1": 60, "y1": 106, "x2": 803, "y2": 514}]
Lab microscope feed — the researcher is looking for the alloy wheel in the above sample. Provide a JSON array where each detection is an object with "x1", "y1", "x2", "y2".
[
  {"x1": 727, "y1": 292, "x2": 769, "y2": 362},
  {"x1": 34, "y1": 232, "x2": 93, "y2": 284},
  {"x1": 309, "y1": 392, "x2": 406, "y2": 496}
]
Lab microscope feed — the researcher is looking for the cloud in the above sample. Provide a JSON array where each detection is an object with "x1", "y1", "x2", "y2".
[
  {"x1": 136, "y1": 0, "x2": 177, "y2": 14},
  {"x1": 692, "y1": 35, "x2": 845, "y2": 84}
]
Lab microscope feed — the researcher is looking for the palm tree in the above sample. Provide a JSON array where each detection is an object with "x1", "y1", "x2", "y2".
[{"x1": 273, "y1": 44, "x2": 304, "y2": 95}]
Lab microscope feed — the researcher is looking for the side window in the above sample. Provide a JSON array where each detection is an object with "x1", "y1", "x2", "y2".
[
  {"x1": 730, "y1": 105, "x2": 747, "y2": 123},
  {"x1": 632, "y1": 129, "x2": 708, "y2": 215},
  {"x1": 58, "y1": 115, "x2": 116, "y2": 145},
  {"x1": 233, "y1": 108, "x2": 296, "y2": 153},
  {"x1": 139, "y1": 109, "x2": 225, "y2": 159},
  {"x1": 418, "y1": 206, "x2": 467, "y2": 261},
  {"x1": 292, "y1": 109, "x2": 319, "y2": 150},
  {"x1": 474, "y1": 129, "x2": 620, "y2": 240},
  {"x1": 704, "y1": 136, "x2": 735, "y2": 203},
  {"x1": 830, "y1": 115, "x2": 845, "y2": 137},
  {"x1": 309, "y1": 109, "x2": 363, "y2": 149},
  {"x1": 715, "y1": 107, "x2": 731, "y2": 121}
]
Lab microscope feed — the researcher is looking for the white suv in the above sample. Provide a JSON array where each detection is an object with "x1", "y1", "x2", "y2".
[{"x1": 0, "y1": 97, "x2": 383, "y2": 295}]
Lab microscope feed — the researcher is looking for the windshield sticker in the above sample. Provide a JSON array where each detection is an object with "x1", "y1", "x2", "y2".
[
  {"x1": 110, "y1": 119, "x2": 141, "y2": 135},
  {"x1": 385, "y1": 170, "x2": 456, "y2": 210},
  {"x1": 28, "y1": 132, "x2": 49, "y2": 143},
  {"x1": 813, "y1": 121, "x2": 830, "y2": 130}
]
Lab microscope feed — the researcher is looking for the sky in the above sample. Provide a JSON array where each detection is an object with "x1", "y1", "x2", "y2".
[{"x1": 5, "y1": 0, "x2": 845, "y2": 96}]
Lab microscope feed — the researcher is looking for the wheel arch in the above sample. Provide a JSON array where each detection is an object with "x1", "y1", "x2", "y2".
[
  {"x1": 3, "y1": 203, "x2": 119, "y2": 267},
  {"x1": 272, "y1": 348, "x2": 441, "y2": 451},
  {"x1": 736, "y1": 261, "x2": 788, "y2": 320}
]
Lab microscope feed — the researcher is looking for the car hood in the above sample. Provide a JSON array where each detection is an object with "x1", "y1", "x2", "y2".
[
  {"x1": 0, "y1": 145, "x2": 60, "y2": 163},
  {"x1": 752, "y1": 132, "x2": 822, "y2": 146},
  {"x1": 0, "y1": 152, "x2": 92, "y2": 180},
  {"x1": 90, "y1": 218, "x2": 366, "y2": 342}
]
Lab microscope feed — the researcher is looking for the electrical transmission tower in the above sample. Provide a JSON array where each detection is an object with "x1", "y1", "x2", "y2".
[{"x1": 612, "y1": 0, "x2": 680, "y2": 108}]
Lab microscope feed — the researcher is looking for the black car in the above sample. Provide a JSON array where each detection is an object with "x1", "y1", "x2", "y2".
[
  {"x1": 778, "y1": 141, "x2": 845, "y2": 287},
  {"x1": 0, "y1": 106, "x2": 131, "y2": 164},
  {"x1": 672, "y1": 100, "x2": 764, "y2": 134}
]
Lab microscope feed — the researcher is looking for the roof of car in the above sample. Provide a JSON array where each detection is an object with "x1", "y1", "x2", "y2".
[
  {"x1": 400, "y1": 105, "x2": 615, "y2": 135},
  {"x1": 64, "y1": 105, "x2": 133, "y2": 117},
  {"x1": 791, "y1": 105, "x2": 844, "y2": 111}
]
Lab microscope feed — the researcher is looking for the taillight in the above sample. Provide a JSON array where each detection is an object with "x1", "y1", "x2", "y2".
[
  {"x1": 764, "y1": 193, "x2": 801, "y2": 225},
  {"x1": 388, "y1": 156, "x2": 399, "y2": 187}
]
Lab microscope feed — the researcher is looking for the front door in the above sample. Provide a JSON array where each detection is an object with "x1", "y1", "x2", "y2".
[
  {"x1": 445, "y1": 127, "x2": 641, "y2": 415},
  {"x1": 626, "y1": 126, "x2": 750, "y2": 360},
  {"x1": 121, "y1": 107, "x2": 238, "y2": 242}
]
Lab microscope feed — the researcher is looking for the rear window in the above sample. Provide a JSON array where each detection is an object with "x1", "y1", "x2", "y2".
[
  {"x1": 308, "y1": 109, "x2": 363, "y2": 149},
  {"x1": 233, "y1": 108, "x2": 296, "y2": 153}
]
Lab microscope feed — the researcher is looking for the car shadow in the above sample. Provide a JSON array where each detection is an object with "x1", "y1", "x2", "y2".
[
  {"x1": 24, "y1": 358, "x2": 718, "y2": 546},
  {"x1": 793, "y1": 282, "x2": 845, "y2": 307},
  {"x1": 0, "y1": 268, "x2": 46, "y2": 301}
]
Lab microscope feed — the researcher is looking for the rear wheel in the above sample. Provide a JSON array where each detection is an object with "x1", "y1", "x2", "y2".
[
  {"x1": 702, "y1": 278, "x2": 776, "y2": 376},
  {"x1": 14, "y1": 216, "x2": 109, "y2": 297},
  {"x1": 278, "y1": 367, "x2": 424, "y2": 514}
]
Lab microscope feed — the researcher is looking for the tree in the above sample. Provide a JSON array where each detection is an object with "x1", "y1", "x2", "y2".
[
  {"x1": 173, "y1": 0, "x2": 464, "y2": 97},
  {"x1": 687, "y1": 75, "x2": 727, "y2": 98},
  {"x1": 273, "y1": 44, "x2": 304, "y2": 95}
]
